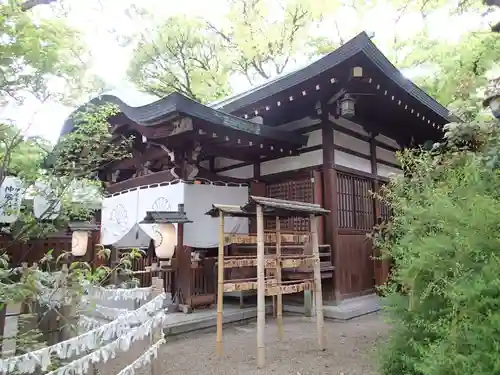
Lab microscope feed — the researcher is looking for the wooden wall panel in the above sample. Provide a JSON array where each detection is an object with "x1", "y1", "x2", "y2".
[{"x1": 337, "y1": 233, "x2": 375, "y2": 297}]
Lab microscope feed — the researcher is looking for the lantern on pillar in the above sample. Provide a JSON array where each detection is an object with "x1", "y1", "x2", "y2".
[
  {"x1": 153, "y1": 223, "x2": 177, "y2": 260},
  {"x1": 68, "y1": 222, "x2": 99, "y2": 257},
  {"x1": 140, "y1": 204, "x2": 192, "y2": 264}
]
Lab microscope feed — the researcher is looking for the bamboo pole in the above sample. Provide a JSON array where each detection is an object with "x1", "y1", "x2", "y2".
[
  {"x1": 275, "y1": 216, "x2": 284, "y2": 341},
  {"x1": 216, "y1": 212, "x2": 225, "y2": 357},
  {"x1": 256, "y1": 205, "x2": 266, "y2": 368},
  {"x1": 310, "y1": 214, "x2": 326, "y2": 351}
]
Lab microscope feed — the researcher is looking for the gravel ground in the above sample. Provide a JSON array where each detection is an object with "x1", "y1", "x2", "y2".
[{"x1": 98, "y1": 313, "x2": 388, "y2": 375}]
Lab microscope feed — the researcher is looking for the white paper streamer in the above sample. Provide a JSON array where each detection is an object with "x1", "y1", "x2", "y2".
[
  {"x1": 116, "y1": 338, "x2": 165, "y2": 375},
  {"x1": 93, "y1": 304, "x2": 132, "y2": 320},
  {"x1": 0, "y1": 293, "x2": 166, "y2": 375},
  {"x1": 77, "y1": 315, "x2": 103, "y2": 332},
  {"x1": 86, "y1": 285, "x2": 152, "y2": 302},
  {"x1": 45, "y1": 312, "x2": 167, "y2": 375}
]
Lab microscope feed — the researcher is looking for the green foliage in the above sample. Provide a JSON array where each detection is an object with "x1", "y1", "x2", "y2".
[
  {"x1": 396, "y1": 31, "x2": 500, "y2": 121},
  {"x1": 0, "y1": 1, "x2": 101, "y2": 104},
  {"x1": 376, "y1": 119, "x2": 500, "y2": 374},
  {"x1": 128, "y1": 15, "x2": 232, "y2": 102},
  {"x1": 0, "y1": 104, "x2": 132, "y2": 241},
  {"x1": 127, "y1": 0, "x2": 332, "y2": 101}
]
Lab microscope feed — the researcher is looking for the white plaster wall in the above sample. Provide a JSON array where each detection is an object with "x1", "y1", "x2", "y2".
[
  {"x1": 199, "y1": 160, "x2": 210, "y2": 169},
  {"x1": 216, "y1": 157, "x2": 244, "y2": 169},
  {"x1": 334, "y1": 131, "x2": 370, "y2": 155},
  {"x1": 218, "y1": 164, "x2": 254, "y2": 179},
  {"x1": 303, "y1": 129, "x2": 322, "y2": 148},
  {"x1": 376, "y1": 146, "x2": 398, "y2": 164},
  {"x1": 261, "y1": 149, "x2": 322, "y2": 175},
  {"x1": 376, "y1": 134, "x2": 401, "y2": 149},
  {"x1": 212, "y1": 116, "x2": 403, "y2": 178},
  {"x1": 331, "y1": 115, "x2": 370, "y2": 137},
  {"x1": 377, "y1": 163, "x2": 402, "y2": 178},
  {"x1": 335, "y1": 150, "x2": 372, "y2": 173}
]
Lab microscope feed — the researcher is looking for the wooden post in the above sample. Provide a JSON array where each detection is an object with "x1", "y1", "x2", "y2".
[
  {"x1": 150, "y1": 277, "x2": 163, "y2": 375},
  {"x1": 304, "y1": 290, "x2": 313, "y2": 317},
  {"x1": 216, "y1": 212, "x2": 225, "y2": 357},
  {"x1": 256, "y1": 205, "x2": 266, "y2": 368},
  {"x1": 310, "y1": 214, "x2": 326, "y2": 350},
  {"x1": 322, "y1": 116, "x2": 340, "y2": 301},
  {"x1": 275, "y1": 217, "x2": 284, "y2": 340},
  {"x1": 175, "y1": 223, "x2": 192, "y2": 311}
]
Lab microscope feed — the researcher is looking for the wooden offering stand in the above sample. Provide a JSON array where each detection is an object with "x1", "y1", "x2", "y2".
[{"x1": 206, "y1": 195, "x2": 330, "y2": 368}]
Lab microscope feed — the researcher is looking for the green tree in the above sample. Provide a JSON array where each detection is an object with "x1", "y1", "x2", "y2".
[
  {"x1": 0, "y1": 0, "x2": 104, "y2": 105},
  {"x1": 128, "y1": 15, "x2": 232, "y2": 102},
  {"x1": 395, "y1": 31, "x2": 500, "y2": 121},
  {"x1": 127, "y1": 0, "x2": 334, "y2": 102}
]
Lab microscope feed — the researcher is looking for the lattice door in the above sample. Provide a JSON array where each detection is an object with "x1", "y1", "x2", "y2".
[
  {"x1": 337, "y1": 172, "x2": 374, "y2": 231},
  {"x1": 265, "y1": 176, "x2": 313, "y2": 232}
]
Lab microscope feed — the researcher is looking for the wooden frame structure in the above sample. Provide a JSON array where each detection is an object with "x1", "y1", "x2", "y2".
[{"x1": 207, "y1": 196, "x2": 329, "y2": 368}]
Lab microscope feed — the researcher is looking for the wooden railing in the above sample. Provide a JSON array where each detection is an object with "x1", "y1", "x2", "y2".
[{"x1": 107, "y1": 170, "x2": 175, "y2": 194}]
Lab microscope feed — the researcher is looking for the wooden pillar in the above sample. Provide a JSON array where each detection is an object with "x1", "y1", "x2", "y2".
[
  {"x1": 322, "y1": 116, "x2": 340, "y2": 301},
  {"x1": 310, "y1": 215, "x2": 326, "y2": 350},
  {"x1": 175, "y1": 223, "x2": 191, "y2": 308},
  {"x1": 209, "y1": 156, "x2": 216, "y2": 173},
  {"x1": 256, "y1": 205, "x2": 266, "y2": 368},
  {"x1": 275, "y1": 217, "x2": 284, "y2": 340},
  {"x1": 313, "y1": 170, "x2": 324, "y2": 244},
  {"x1": 216, "y1": 212, "x2": 225, "y2": 356},
  {"x1": 249, "y1": 178, "x2": 266, "y2": 233},
  {"x1": 253, "y1": 162, "x2": 261, "y2": 181},
  {"x1": 370, "y1": 135, "x2": 380, "y2": 219}
]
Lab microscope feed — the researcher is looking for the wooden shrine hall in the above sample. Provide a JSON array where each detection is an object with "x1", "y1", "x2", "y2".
[{"x1": 59, "y1": 31, "x2": 456, "y2": 309}]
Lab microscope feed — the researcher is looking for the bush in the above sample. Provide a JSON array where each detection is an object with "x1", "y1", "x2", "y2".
[{"x1": 377, "y1": 140, "x2": 500, "y2": 375}]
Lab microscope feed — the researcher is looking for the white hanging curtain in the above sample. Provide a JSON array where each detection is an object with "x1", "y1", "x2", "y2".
[
  {"x1": 99, "y1": 180, "x2": 249, "y2": 249},
  {"x1": 183, "y1": 183, "x2": 249, "y2": 248}
]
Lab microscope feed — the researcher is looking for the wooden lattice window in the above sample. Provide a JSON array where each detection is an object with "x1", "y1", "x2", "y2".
[
  {"x1": 377, "y1": 182, "x2": 392, "y2": 222},
  {"x1": 337, "y1": 173, "x2": 374, "y2": 231},
  {"x1": 265, "y1": 177, "x2": 313, "y2": 232}
]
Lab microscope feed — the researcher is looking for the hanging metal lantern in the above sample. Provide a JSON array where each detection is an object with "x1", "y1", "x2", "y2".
[
  {"x1": 0, "y1": 176, "x2": 23, "y2": 224},
  {"x1": 339, "y1": 94, "x2": 356, "y2": 118}
]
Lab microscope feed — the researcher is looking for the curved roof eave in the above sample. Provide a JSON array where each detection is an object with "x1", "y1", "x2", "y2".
[
  {"x1": 212, "y1": 31, "x2": 460, "y2": 124},
  {"x1": 60, "y1": 92, "x2": 308, "y2": 147}
]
